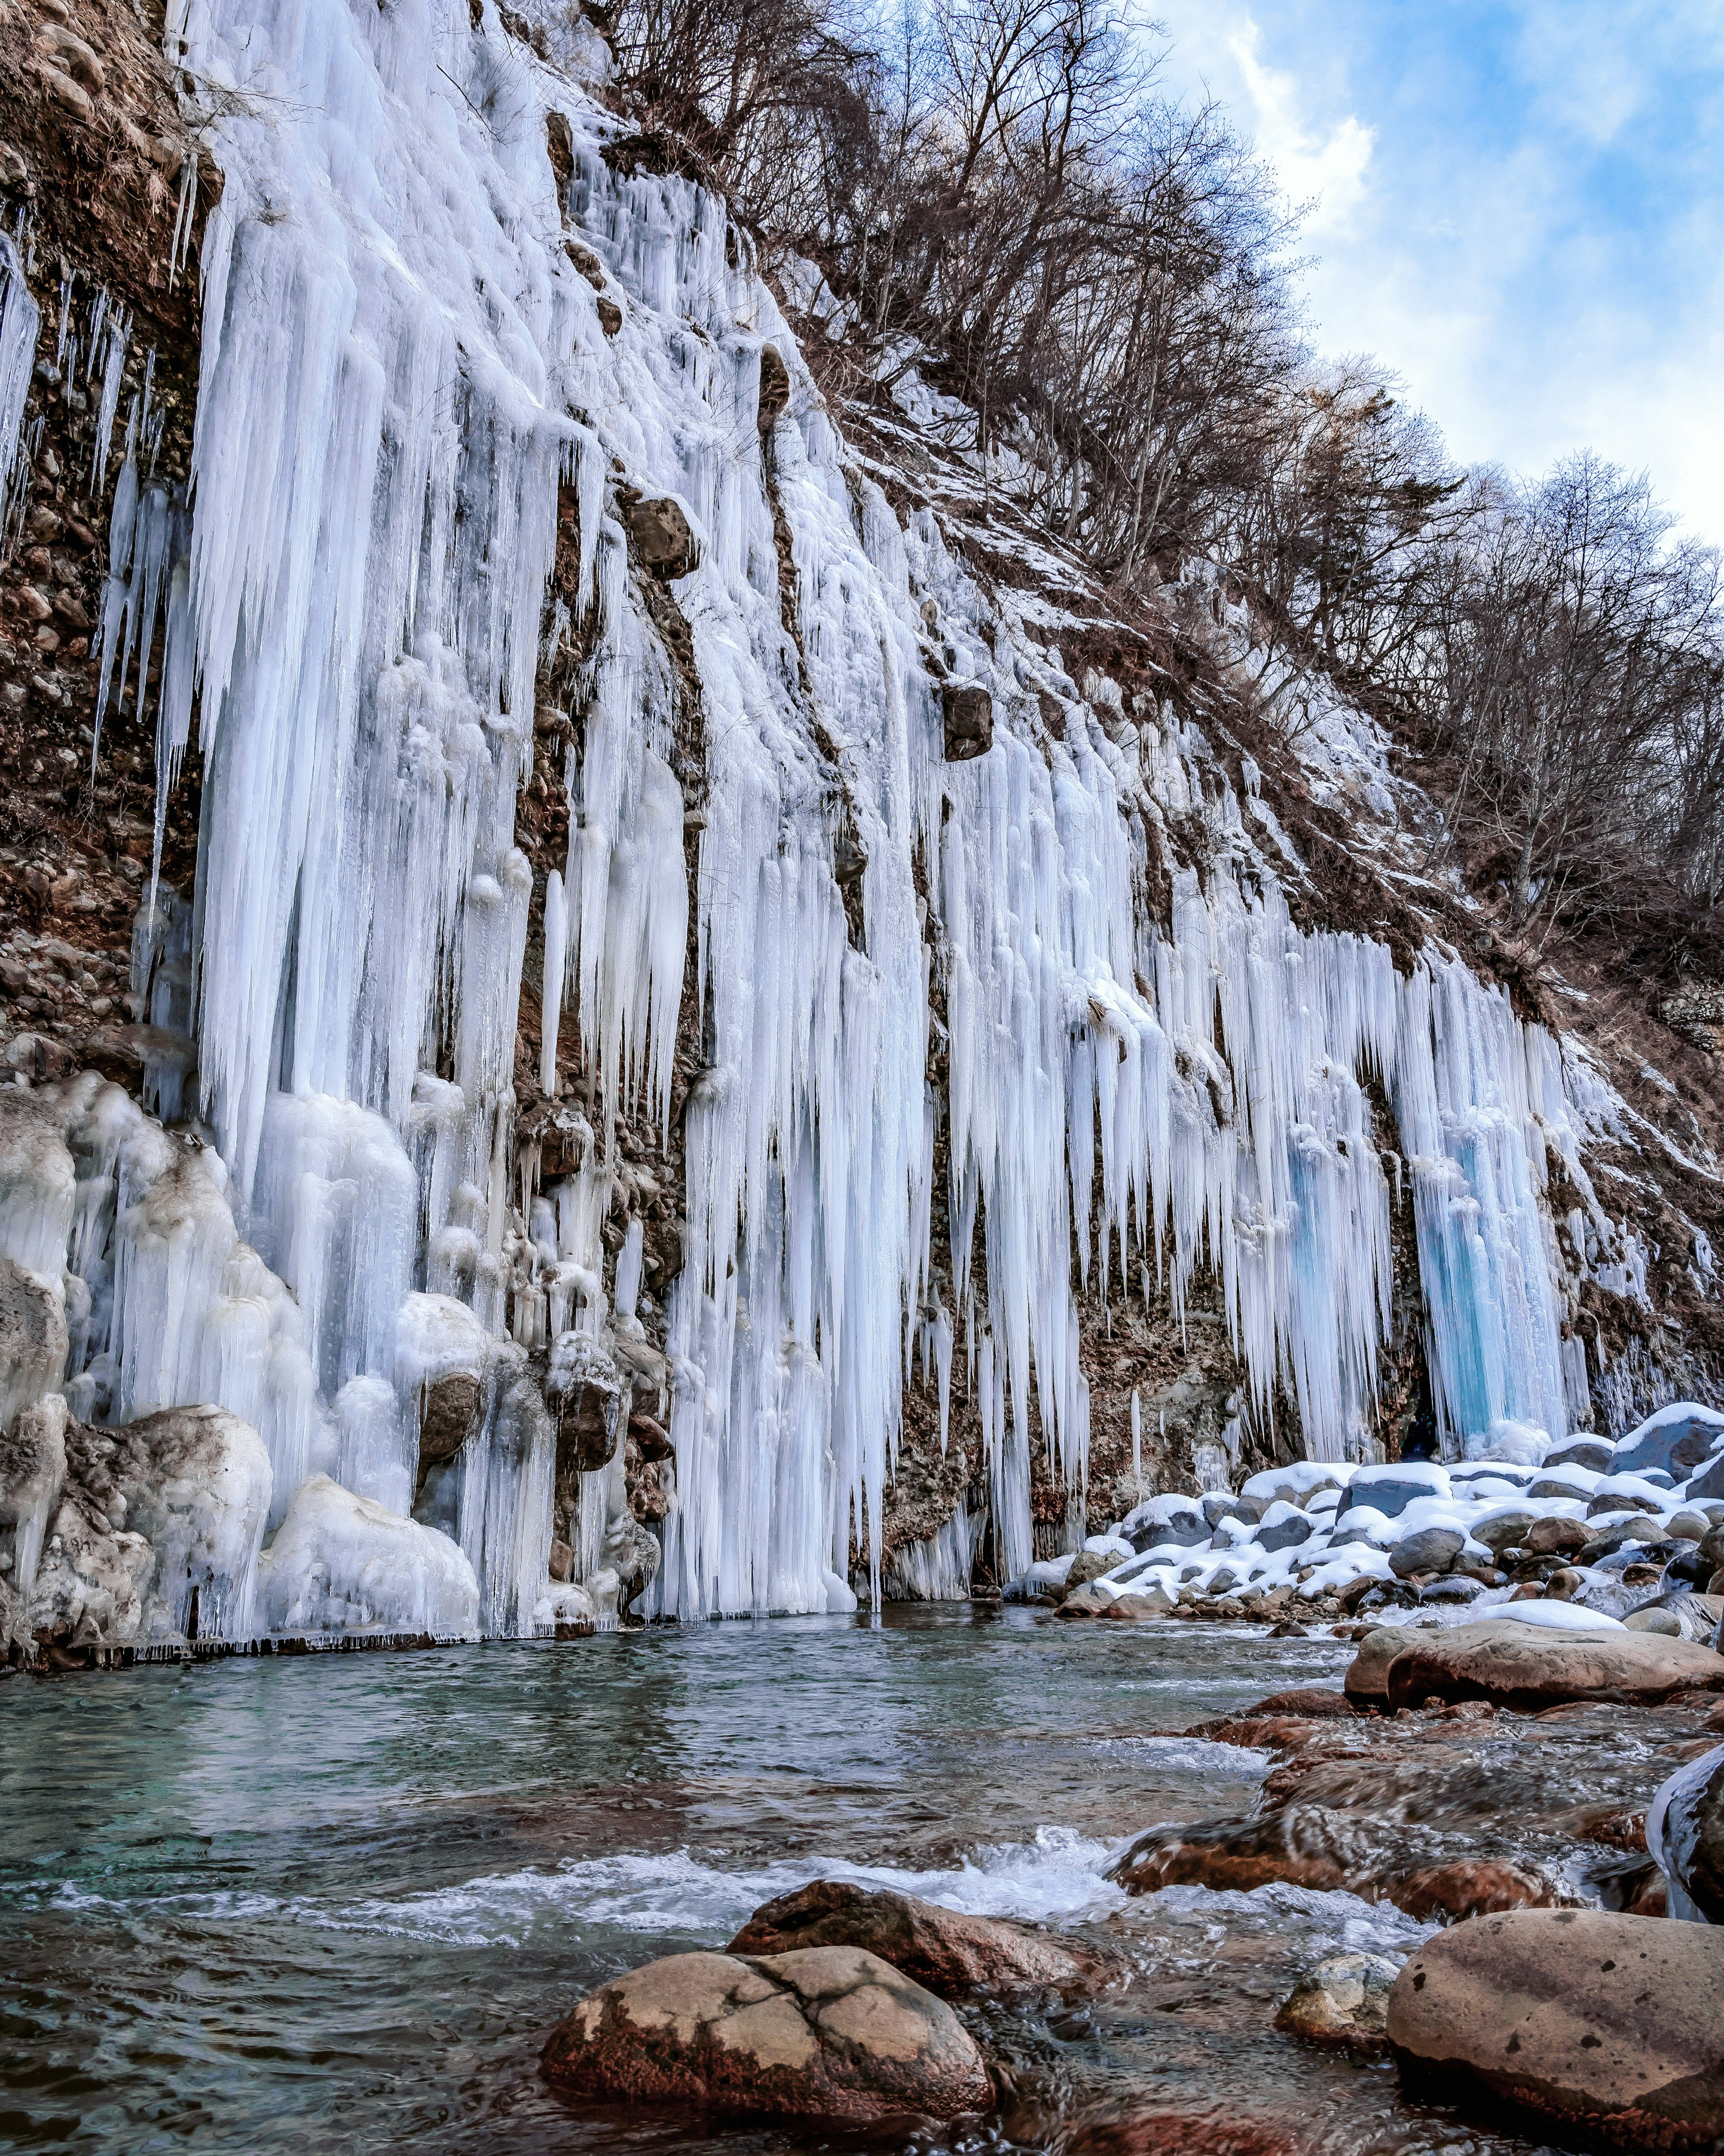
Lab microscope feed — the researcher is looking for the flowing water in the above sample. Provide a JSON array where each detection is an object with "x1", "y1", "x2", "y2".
[{"x1": 1, "y1": 1611, "x2": 1564, "y2": 2156}]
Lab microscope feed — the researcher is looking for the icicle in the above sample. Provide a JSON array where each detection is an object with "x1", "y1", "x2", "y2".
[
  {"x1": 0, "y1": 236, "x2": 40, "y2": 546},
  {"x1": 540, "y1": 868, "x2": 567, "y2": 1097}
]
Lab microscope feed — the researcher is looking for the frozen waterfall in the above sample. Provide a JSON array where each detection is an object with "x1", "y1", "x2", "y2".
[{"x1": 0, "y1": 0, "x2": 1636, "y2": 1642}]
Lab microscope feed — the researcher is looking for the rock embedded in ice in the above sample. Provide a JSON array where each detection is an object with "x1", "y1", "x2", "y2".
[
  {"x1": 258, "y1": 1475, "x2": 477, "y2": 1637},
  {"x1": 726, "y1": 1879, "x2": 1087, "y2": 1997},
  {"x1": 534, "y1": 1579, "x2": 598, "y2": 1631},
  {"x1": 940, "y1": 682, "x2": 992, "y2": 761},
  {"x1": 1388, "y1": 1910, "x2": 1724, "y2": 2148},
  {"x1": 0, "y1": 1257, "x2": 69, "y2": 1437},
  {"x1": 117, "y1": 1405, "x2": 272, "y2": 1641},
  {"x1": 538, "y1": 1946, "x2": 992, "y2": 2121},
  {"x1": 0, "y1": 1390, "x2": 67, "y2": 1601}
]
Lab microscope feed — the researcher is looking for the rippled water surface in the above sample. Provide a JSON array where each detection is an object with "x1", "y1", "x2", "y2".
[{"x1": 1, "y1": 1610, "x2": 1566, "y2": 2155}]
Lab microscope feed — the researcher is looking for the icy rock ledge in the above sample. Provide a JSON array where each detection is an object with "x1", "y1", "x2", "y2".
[{"x1": 258, "y1": 1475, "x2": 479, "y2": 1638}]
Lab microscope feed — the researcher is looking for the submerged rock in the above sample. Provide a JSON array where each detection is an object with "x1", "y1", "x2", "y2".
[
  {"x1": 1388, "y1": 1910, "x2": 1724, "y2": 2151},
  {"x1": 539, "y1": 1945, "x2": 992, "y2": 2122},
  {"x1": 727, "y1": 1879, "x2": 1085, "y2": 1995},
  {"x1": 1274, "y1": 1951, "x2": 1399, "y2": 2049}
]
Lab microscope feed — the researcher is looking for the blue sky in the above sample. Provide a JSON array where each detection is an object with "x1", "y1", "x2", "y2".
[{"x1": 1145, "y1": 0, "x2": 1724, "y2": 544}]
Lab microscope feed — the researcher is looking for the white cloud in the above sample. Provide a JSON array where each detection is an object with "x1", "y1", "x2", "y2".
[{"x1": 1224, "y1": 17, "x2": 1373, "y2": 234}]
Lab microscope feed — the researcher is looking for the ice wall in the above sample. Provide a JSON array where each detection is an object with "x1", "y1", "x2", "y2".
[{"x1": 2, "y1": 0, "x2": 1635, "y2": 1636}]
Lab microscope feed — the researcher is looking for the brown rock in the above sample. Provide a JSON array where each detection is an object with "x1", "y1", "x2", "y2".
[
  {"x1": 539, "y1": 1944, "x2": 992, "y2": 2122},
  {"x1": 1239, "y1": 1686, "x2": 1353, "y2": 1720},
  {"x1": 758, "y1": 344, "x2": 791, "y2": 426},
  {"x1": 621, "y1": 492, "x2": 697, "y2": 573},
  {"x1": 1380, "y1": 1618, "x2": 1724, "y2": 1713},
  {"x1": 1389, "y1": 1910, "x2": 1724, "y2": 2151},
  {"x1": 727, "y1": 1879, "x2": 1083, "y2": 1997},
  {"x1": 1274, "y1": 1951, "x2": 1399, "y2": 2050},
  {"x1": 1099, "y1": 1590, "x2": 1174, "y2": 1618},
  {"x1": 1342, "y1": 1623, "x2": 1421, "y2": 1707},
  {"x1": 941, "y1": 683, "x2": 993, "y2": 761},
  {"x1": 418, "y1": 1371, "x2": 481, "y2": 1467},
  {"x1": 1060, "y1": 1548, "x2": 1118, "y2": 1598},
  {"x1": 1526, "y1": 1516, "x2": 1590, "y2": 1556},
  {"x1": 1054, "y1": 2112, "x2": 1294, "y2": 2156},
  {"x1": 1390, "y1": 1858, "x2": 1574, "y2": 1922}
]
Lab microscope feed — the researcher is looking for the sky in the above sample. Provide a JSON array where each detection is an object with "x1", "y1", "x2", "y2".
[{"x1": 1143, "y1": 0, "x2": 1724, "y2": 546}]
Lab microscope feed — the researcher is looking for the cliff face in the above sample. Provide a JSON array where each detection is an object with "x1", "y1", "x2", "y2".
[{"x1": 0, "y1": 0, "x2": 1720, "y2": 1652}]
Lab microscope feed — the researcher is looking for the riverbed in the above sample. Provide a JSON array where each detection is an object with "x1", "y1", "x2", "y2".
[{"x1": 2, "y1": 1609, "x2": 1563, "y2": 2155}]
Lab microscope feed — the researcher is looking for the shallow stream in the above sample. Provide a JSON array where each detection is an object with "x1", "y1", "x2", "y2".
[{"x1": 1, "y1": 1611, "x2": 1570, "y2": 2154}]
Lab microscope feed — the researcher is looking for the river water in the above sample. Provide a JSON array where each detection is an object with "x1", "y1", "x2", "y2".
[{"x1": 1, "y1": 1610, "x2": 1561, "y2": 2156}]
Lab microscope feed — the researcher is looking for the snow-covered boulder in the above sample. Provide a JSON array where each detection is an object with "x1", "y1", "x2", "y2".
[
  {"x1": 258, "y1": 1475, "x2": 478, "y2": 1636},
  {"x1": 1613, "y1": 1402, "x2": 1724, "y2": 1483},
  {"x1": 1118, "y1": 1493, "x2": 1208, "y2": 1550},
  {"x1": 1242, "y1": 1462, "x2": 1349, "y2": 1509},
  {"x1": 1337, "y1": 1463, "x2": 1451, "y2": 1520}
]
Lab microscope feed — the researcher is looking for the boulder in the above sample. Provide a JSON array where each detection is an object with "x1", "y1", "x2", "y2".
[
  {"x1": 1101, "y1": 1589, "x2": 1174, "y2": 1618},
  {"x1": 1058, "y1": 1582, "x2": 1113, "y2": 1617},
  {"x1": 1388, "y1": 1910, "x2": 1724, "y2": 2152},
  {"x1": 1546, "y1": 1437, "x2": 1614, "y2": 1473},
  {"x1": 1343, "y1": 1623, "x2": 1422, "y2": 1707},
  {"x1": 1121, "y1": 1495, "x2": 1209, "y2": 1553},
  {"x1": 1255, "y1": 1501, "x2": 1314, "y2": 1553},
  {"x1": 417, "y1": 1371, "x2": 482, "y2": 1471},
  {"x1": 539, "y1": 1946, "x2": 992, "y2": 2122},
  {"x1": 1062, "y1": 1548, "x2": 1120, "y2": 1596},
  {"x1": 1473, "y1": 1508, "x2": 1539, "y2": 1552},
  {"x1": 1201, "y1": 1492, "x2": 1264, "y2": 1528},
  {"x1": 726, "y1": 1880, "x2": 1083, "y2": 1995},
  {"x1": 1274, "y1": 1953, "x2": 1399, "y2": 2049},
  {"x1": 1238, "y1": 1686, "x2": 1352, "y2": 1720},
  {"x1": 1612, "y1": 1402, "x2": 1724, "y2": 1482},
  {"x1": 1419, "y1": 1574, "x2": 1486, "y2": 1605},
  {"x1": 1389, "y1": 1527, "x2": 1463, "y2": 1579},
  {"x1": 1526, "y1": 1516, "x2": 1590, "y2": 1556},
  {"x1": 1379, "y1": 1617, "x2": 1724, "y2": 1713},
  {"x1": 1623, "y1": 1595, "x2": 1724, "y2": 1644},
  {"x1": 1690, "y1": 1453, "x2": 1724, "y2": 1503},
  {"x1": 1646, "y1": 1742, "x2": 1724, "y2": 1923}
]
